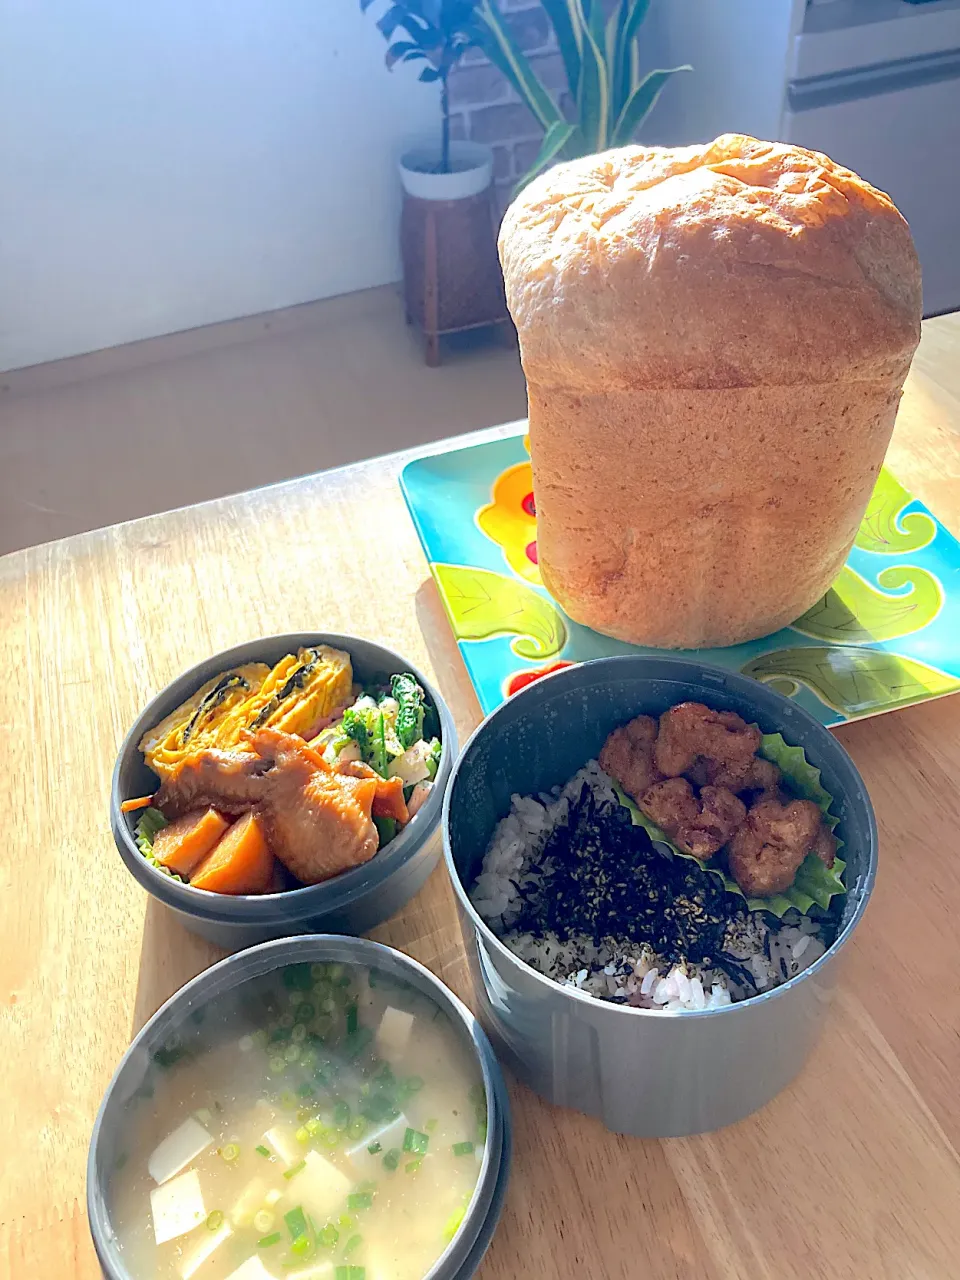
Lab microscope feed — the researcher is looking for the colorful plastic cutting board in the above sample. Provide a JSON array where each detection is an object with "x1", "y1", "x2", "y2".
[{"x1": 400, "y1": 430, "x2": 960, "y2": 724}]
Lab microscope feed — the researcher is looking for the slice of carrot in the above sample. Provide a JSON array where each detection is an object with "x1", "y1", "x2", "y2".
[
  {"x1": 121, "y1": 794, "x2": 156, "y2": 814},
  {"x1": 190, "y1": 811, "x2": 274, "y2": 895},
  {"x1": 152, "y1": 808, "x2": 230, "y2": 876}
]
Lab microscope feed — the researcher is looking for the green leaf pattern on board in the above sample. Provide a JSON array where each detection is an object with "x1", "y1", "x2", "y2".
[
  {"x1": 741, "y1": 647, "x2": 960, "y2": 718},
  {"x1": 433, "y1": 564, "x2": 567, "y2": 660},
  {"x1": 616, "y1": 733, "x2": 845, "y2": 918},
  {"x1": 792, "y1": 565, "x2": 943, "y2": 644},
  {"x1": 855, "y1": 469, "x2": 936, "y2": 555}
]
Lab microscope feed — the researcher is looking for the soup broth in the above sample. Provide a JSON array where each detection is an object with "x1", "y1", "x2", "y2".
[{"x1": 109, "y1": 962, "x2": 486, "y2": 1280}]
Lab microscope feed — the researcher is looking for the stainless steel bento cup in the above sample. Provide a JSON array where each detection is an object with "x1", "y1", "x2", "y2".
[
  {"x1": 443, "y1": 656, "x2": 878, "y2": 1138},
  {"x1": 87, "y1": 935, "x2": 511, "y2": 1280},
  {"x1": 111, "y1": 633, "x2": 457, "y2": 949}
]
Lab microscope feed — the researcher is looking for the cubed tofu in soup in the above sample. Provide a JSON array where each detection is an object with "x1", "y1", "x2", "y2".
[{"x1": 110, "y1": 963, "x2": 485, "y2": 1280}]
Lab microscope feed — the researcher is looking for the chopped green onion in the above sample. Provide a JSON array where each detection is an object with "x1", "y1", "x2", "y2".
[
  {"x1": 297, "y1": 1107, "x2": 312, "y2": 1123},
  {"x1": 402, "y1": 1128, "x2": 429, "y2": 1154},
  {"x1": 344, "y1": 1234, "x2": 363, "y2": 1256},
  {"x1": 252, "y1": 1028, "x2": 269, "y2": 1048},
  {"x1": 382, "y1": 1148, "x2": 400, "y2": 1172},
  {"x1": 323, "y1": 1128, "x2": 341, "y2": 1148},
  {"x1": 345, "y1": 1005, "x2": 359, "y2": 1034},
  {"x1": 366, "y1": 1141, "x2": 382, "y2": 1155},
  {"x1": 258, "y1": 1231, "x2": 282, "y2": 1249},
  {"x1": 356, "y1": 1180, "x2": 377, "y2": 1194},
  {"x1": 283, "y1": 1159, "x2": 306, "y2": 1180},
  {"x1": 306, "y1": 1117, "x2": 322, "y2": 1136},
  {"x1": 338, "y1": 1213, "x2": 356, "y2": 1230},
  {"x1": 254, "y1": 1210, "x2": 276, "y2": 1234},
  {"x1": 319, "y1": 1224, "x2": 339, "y2": 1248},
  {"x1": 403, "y1": 1076, "x2": 424, "y2": 1094},
  {"x1": 284, "y1": 1206, "x2": 308, "y2": 1240},
  {"x1": 333, "y1": 1101, "x2": 351, "y2": 1129},
  {"x1": 279, "y1": 1012, "x2": 295, "y2": 1029},
  {"x1": 291, "y1": 1024, "x2": 307, "y2": 1043},
  {"x1": 285, "y1": 1044, "x2": 301, "y2": 1063},
  {"x1": 310, "y1": 963, "x2": 326, "y2": 980},
  {"x1": 289, "y1": 989, "x2": 304, "y2": 1006},
  {"x1": 295, "y1": 1001, "x2": 315, "y2": 1023},
  {"x1": 452, "y1": 1141, "x2": 475, "y2": 1156},
  {"x1": 334, "y1": 1268, "x2": 366, "y2": 1280},
  {"x1": 295, "y1": 1126, "x2": 310, "y2": 1144},
  {"x1": 348, "y1": 1117, "x2": 366, "y2": 1140},
  {"x1": 290, "y1": 1235, "x2": 313, "y2": 1257},
  {"x1": 220, "y1": 1144, "x2": 240, "y2": 1163},
  {"x1": 279, "y1": 1091, "x2": 297, "y2": 1110},
  {"x1": 476, "y1": 1122, "x2": 487, "y2": 1144},
  {"x1": 347, "y1": 1193, "x2": 373, "y2": 1211},
  {"x1": 270, "y1": 1026, "x2": 292, "y2": 1044},
  {"x1": 424, "y1": 1118, "x2": 438, "y2": 1133},
  {"x1": 443, "y1": 1206, "x2": 466, "y2": 1242},
  {"x1": 404, "y1": 1158, "x2": 422, "y2": 1174},
  {"x1": 206, "y1": 1210, "x2": 224, "y2": 1230},
  {"x1": 268, "y1": 1057, "x2": 287, "y2": 1075},
  {"x1": 255, "y1": 1144, "x2": 271, "y2": 1158}
]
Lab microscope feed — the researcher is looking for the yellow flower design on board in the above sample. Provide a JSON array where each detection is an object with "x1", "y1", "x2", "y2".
[{"x1": 476, "y1": 458, "x2": 541, "y2": 584}]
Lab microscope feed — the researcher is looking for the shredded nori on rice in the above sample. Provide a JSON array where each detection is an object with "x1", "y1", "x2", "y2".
[{"x1": 511, "y1": 784, "x2": 754, "y2": 968}]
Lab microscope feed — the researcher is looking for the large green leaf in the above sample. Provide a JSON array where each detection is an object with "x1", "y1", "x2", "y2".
[
  {"x1": 433, "y1": 563, "x2": 567, "y2": 659},
  {"x1": 475, "y1": 1, "x2": 562, "y2": 131},
  {"x1": 855, "y1": 469, "x2": 936, "y2": 555},
  {"x1": 741, "y1": 647, "x2": 960, "y2": 718},
  {"x1": 792, "y1": 564, "x2": 943, "y2": 645},
  {"x1": 513, "y1": 120, "x2": 577, "y2": 193},
  {"x1": 612, "y1": 65, "x2": 691, "y2": 145},
  {"x1": 539, "y1": 0, "x2": 583, "y2": 99},
  {"x1": 611, "y1": 0, "x2": 651, "y2": 115},
  {"x1": 570, "y1": 0, "x2": 609, "y2": 151},
  {"x1": 616, "y1": 732, "x2": 845, "y2": 918}
]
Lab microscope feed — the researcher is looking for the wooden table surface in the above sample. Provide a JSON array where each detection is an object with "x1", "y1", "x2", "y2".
[{"x1": 2, "y1": 313, "x2": 960, "y2": 1280}]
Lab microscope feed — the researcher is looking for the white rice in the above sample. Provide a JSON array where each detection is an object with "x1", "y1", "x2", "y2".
[{"x1": 471, "y1": 764, "x2": 829, "y2": 1012}]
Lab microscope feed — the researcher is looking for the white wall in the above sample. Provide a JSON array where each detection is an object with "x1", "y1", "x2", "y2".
[
  {"x1": 640, "y1": 0, "x2": 800, "y2": 147},
  {"x1": 0, "y1": 0, "x2": 441, "y2": 371}
]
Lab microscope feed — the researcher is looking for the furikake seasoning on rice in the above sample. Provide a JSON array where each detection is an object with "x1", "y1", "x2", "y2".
[{"x1": 472, "y1": 703, "x2": 847, "y2": 1013}]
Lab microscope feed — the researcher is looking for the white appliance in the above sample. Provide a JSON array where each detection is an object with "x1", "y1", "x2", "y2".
[{"x1": 782, "y1": 0, "x2": 960, "y2": 316}]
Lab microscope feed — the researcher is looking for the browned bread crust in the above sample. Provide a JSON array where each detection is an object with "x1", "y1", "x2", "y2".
[{"x1": 499, "y1": 135, "x2": 922, "y2": 648}]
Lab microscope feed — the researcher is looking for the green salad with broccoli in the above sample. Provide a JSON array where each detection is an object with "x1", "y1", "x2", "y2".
[{"x1": 312, "y1": 674, "x2": 442, "y2": 845}]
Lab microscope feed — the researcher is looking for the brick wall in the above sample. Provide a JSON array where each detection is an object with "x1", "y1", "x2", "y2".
[{"x1": 448, "y1": 3, "x2": 563, "y2": 216}]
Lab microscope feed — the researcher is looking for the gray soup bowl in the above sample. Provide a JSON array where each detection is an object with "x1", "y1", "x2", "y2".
[
  {"x1": 112, "y1": 634, "x2": 457, "y2": 949},
  {"x1": 443, "y1": 656, "x2": 877, "y2": 1137},
  {"x1": 87, "y1": 935, "x2": 511, "y2": 1280}
]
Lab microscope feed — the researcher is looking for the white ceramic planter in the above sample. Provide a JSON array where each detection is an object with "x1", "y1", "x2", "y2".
[{"x1": 399, "y1": 140, "x2": 494, "y2": 200}]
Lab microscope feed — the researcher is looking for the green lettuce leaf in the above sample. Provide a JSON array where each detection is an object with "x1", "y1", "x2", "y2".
[{"x1": 616, "y1": 732, "x2": 846, "y2": 918}]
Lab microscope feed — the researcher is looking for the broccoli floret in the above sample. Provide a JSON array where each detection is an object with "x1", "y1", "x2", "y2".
[
  {"x1": 341, "y1": 706, "x2": 370, "y2": 751},
  {"x1": 391, "y1": 673, "x2": 425, "y2": 750}
]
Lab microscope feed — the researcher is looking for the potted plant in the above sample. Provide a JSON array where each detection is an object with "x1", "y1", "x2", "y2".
[
  {"x1": 361, "y1": 0, "x2": 508, "y2": 364},
  {"x1": 474, "y1": 0, "x2": 692, "y2": 190},
  {"x1": 362, "y1": 0, "x2": 492, "y2": 197}
]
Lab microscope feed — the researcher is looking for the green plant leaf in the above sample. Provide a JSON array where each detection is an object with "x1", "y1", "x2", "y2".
[
  {"x1": 855, "y1": 469, "x2": 936, "y2": 555},
  {"x1": 433, "y1": 563, "x2": 567, "y2": 659},
  {"x1": 571, "y1": 0, "x2": 610, "y2": 150},
  {"x1": 791, "y1": 565, "x2": 943, "y2": 645},
  {"x1": 615, "y1": 733, "x2": 845, "y2": 918},
  {"x1": 612, "y1": 65, "x2": 691, "y2": 145},
  {"x1": 475, "y1": 1, "x2": 562, "y2": 131},
  {"x1": 741, "y1": 647, "x2": 960, "y2": 718},
  {"x1": 513, "y1": 120, "x2": 576, "y2": 194},
  {"x1": 611, "y1": 0, "x2": 651, "y2": 114},
  {"x1": 539, "y1": 0, "x2": 583, "y2": 99}
]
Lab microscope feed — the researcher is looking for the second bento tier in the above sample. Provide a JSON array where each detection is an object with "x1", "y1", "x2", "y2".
[{"x1": 498, "y1": 134, "x2": 922, "y2": 649}]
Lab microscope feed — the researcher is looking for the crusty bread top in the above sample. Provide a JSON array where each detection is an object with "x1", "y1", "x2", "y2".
[{"x1": 499, "y1": 134, "x2": 922, "y2": 390}]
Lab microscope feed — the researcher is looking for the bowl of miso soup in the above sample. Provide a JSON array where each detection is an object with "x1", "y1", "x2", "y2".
[{"x1": 87, "y1": 937, "x2": 511, "y2": 1280}]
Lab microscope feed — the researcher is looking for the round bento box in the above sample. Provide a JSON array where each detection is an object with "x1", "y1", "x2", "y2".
[
  {"x1": 443, "y1": 655, "x2": 878, "y2": 1138},
  {"x1": 111, "y1": 634, "x2": 457, "y2": 949},
  {"x1": 87, "y1": 935, "x2": 511, "y2": 1280}
]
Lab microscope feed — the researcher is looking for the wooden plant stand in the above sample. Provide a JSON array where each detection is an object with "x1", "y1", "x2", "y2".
[{"x1": 400, "y1": 187, "x2": 510, "y2": 366}]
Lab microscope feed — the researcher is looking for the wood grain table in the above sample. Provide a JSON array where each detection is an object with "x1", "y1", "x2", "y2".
[{"x1": 2, "y1": 313, "x2": 960, "y2": 1280}]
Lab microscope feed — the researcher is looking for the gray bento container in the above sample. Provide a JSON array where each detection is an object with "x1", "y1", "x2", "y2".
[
  {"x1": 443, "y1": 656, "x2": 878, "y2": 1138},
  {"x1": 87, "y1": 935, "x2": 511, "y2": 1280},
  {"x1": 111, "y1": 634, "x2": 457, "y2": 949}
]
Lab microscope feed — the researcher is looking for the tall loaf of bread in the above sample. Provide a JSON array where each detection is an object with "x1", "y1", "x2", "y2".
[{"x1": 498, "y1": 134, "x2": 922, "y2": 649}]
